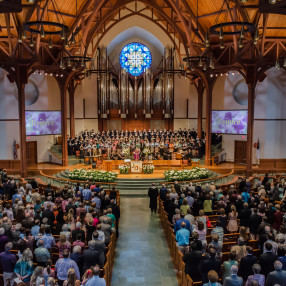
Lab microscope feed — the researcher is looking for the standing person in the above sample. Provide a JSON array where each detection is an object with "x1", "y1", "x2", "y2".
[
  {"x1": 227, "y1": 205, "x2": 238, "y2": 233},
  {"x1": 0, "y1": 242, "x2": 17, "y2": 286},
  {"x1": 160, "y1": 184, "x2": 168, "y2": 201},
  {"x1": 63, "y1": 268, "x2": 81, "y2": 286},
  {"x1": 175, "y1": 222, "x2": 190, "y2": 255},
  {"x1": 265, "y1": 260, "x2": 286, "y2": 286},
  {"x1": 183, "y1": 241, "x2": 203, "y2": 282},
  {"x1": 238, "y1": 247, "x2": 257, "y2": 282},
  {"x1": 203, "y1": 195, "x2": 213, "y2": 215},
  {"x1": 84, "y1": 265, "x2": 106, "y2": 286},
  {"x1": 262, "y1": 173, "x2": 269, "y2": 186},
  {"x1": 249, "y1": 209, "x2": 262, "y2": 240},
  {"x1": 14, "y1": 248, "x2": 34, "y2": 283},
  {"x1": 223, "y1": 265, "x2": 243, "y2": 286},
  {"x1": 148, "y1": 183, "x2": 159, "y2": 213},
  {"x1": 55, "y1": 249, "x2": 80, "y2": 286}
]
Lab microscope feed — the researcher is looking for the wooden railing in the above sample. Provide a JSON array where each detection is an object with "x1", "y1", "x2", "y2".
[{"x1": 158, "y1": 197, "x2": 260, "y2": 286}]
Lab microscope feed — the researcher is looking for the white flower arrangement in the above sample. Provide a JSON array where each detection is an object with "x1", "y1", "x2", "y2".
[
  {"x1": 143, "y1": 148, "x2": 150, "y2": 155},
  {"x1": 142, "y1": 164, "x2": 154, "y2": 174},
  {"x1": 119, "y1": 164, "x2": 130, "y2": 174},
  {"x1": 68, "y1": 169, "x2": 118, "y2": 182},
  {"x1": 122, "y1": 148, "x2": 129, "y2": 156},
  {"x1": 164, "y1": 167, "x2": 210, "y2": 182}
]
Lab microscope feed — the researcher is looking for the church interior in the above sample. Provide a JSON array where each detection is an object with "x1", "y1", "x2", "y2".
[{"x1": 0, "y1": 0, "x2": 286, "y2": 285}]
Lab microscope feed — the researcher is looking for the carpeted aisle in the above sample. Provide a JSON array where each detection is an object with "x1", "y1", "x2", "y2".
[{"x1": 111, "y1": 197, "x2": 178, "y2": 286}]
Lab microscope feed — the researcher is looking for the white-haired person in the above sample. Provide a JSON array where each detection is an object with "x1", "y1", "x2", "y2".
[
  {"x1": 223, "y1": 265, "x2": 242, "y2": 286},
  {"x1": 265, "y1": 260, "x2": 286, "y2": 286},
  {"x1": 245, "y1": 264, "x2": 265, "y2": 286}
]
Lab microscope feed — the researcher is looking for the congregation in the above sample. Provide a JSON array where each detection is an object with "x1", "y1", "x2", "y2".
[
  {"x1": 67, "y1": 129, "x2": 222, "y2": 160},
  {"x1": 157, "y1": 175, "x2": 286, "y2": 286},
  {"x1": 0, "y1": 170, "x2": 120, "y2": 286}
]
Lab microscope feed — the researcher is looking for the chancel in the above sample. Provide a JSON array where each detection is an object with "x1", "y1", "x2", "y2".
[{"x1": 0, "y1": 0, "x2": 286, "y2": 286}]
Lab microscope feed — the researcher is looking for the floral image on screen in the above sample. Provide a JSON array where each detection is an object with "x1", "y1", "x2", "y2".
[
  {"x1": 25, "y1": 111, "x2": 62, "y2": 135},
  {"x1": 211, "y1": 110, "x2": 248, "y2": 134},
  {"x1": 119, "y1": 42, "x2": 152, "y2": 76}
]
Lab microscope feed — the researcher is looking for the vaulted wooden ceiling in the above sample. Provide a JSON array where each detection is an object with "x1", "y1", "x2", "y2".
[{"x1": 1, "y1": 0, "x2": 286, "y2": 70}]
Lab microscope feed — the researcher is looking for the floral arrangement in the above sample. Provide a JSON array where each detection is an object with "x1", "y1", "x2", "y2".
[
  {"x1": 119, "y1": 164, "x2": 130, "y2": 174},
  {"x1": 122, "y1": 148, "x2": 129, "y2": 156},
  {"x1": 143, "y1": 164, "x2": 154, "y2": 174},
  {"x1": 143, "y1": 148, "x2": 150, "y2": 156},
  {"x1": 164, "y1": 167, "x2": 210, "y2": 182},
  {"x1": 68, "y1": 169, "x2": 118, "y2": 182}
]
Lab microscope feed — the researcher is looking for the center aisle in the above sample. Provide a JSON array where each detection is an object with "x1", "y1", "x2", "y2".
[{"x1": 111, "y1": 197, "x2": 178, "y2": 286}]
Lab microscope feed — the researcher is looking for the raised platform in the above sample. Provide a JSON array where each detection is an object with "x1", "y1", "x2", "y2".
[{"x1": 37, "y1": 165, "x2": 237, "y2": 196}]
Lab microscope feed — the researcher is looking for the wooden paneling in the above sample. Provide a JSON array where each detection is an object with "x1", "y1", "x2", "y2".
[
  {"x1": 260, "y1": 159, "x2": 286, "y2": 169},
  {"x1": 0, "y1": 160, "x2": 20, "y2": 170}
]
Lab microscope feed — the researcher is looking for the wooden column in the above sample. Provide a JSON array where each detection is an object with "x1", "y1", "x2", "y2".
[
  {"x1": 245, "y1": 65, "x2": 257, "y2": 176},
  {"x1": 68, "y1": 81, "x2": 76, "y2": 138},
  {"x1": 205, "y1": 79, "x2": 213, "y2": 166},
  {"x1": 246, "y1": 82, "x2": 256, "y2": 176},
  {"x1": 17, "y1": 81, "x2": 27, "y2": 177},
  {"x1": 60, "y1": 84, "x2": 68, "y2": 166},
  {"x1": 197, "y1": 80, "x2": 204, "y2": 139}
]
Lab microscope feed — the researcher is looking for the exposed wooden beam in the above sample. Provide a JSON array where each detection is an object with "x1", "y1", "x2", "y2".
[
  {"x1": 225, "y1": 2, "x2": 238, "y2": 56},
  {"x1": 4, "y1": 13, "x2": 12, "y2": 57},
  {"x1": 38, "y1": 7, "x2": 76, "y2": 18},
  {"x1": 25, "y1": 0, "x2": 41, "y2": 23},
  {"x1": 43, "y1": 45, "x2": 59, "y2": 65},
  {"x1": 261, "y1": 13, "x2": 269, "y2": 56},
  {"x1": 196, "y1": 9, "x2": 227, "y2": 19},
  {"x1": 69, "y1": 0, "x2": 95, "y2": 36},
  {"x1": 0, "y1": 44, "x2": 9, "y2": 57},
  {"x1": 263, "y1": 41, "x2": 276, "y2": 57}
]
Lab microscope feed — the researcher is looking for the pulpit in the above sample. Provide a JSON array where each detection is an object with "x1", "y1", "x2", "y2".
[
  {"x1": 191, "y1": 159, "x2": 200, "y2": 167},
  {"x1": 103, "y1": 160, "x2": 113, "y2": 172},
  {"x1": 131, "y1": 161, "x2": 143, "y2": 173}
]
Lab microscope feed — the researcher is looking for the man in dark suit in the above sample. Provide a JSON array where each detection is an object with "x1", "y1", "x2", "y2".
[
  {"x1": 92, "y1": 234, "x2": 106, "y2": 268},
  {"x1": 83, "y1": 240, "x2": 100, "y2": 272},
  {"x1": 262, "y1": 173, "x2": 269, "y2": 186},
  {"x1": 249, "y1": 208, "x2": 262, "y2": 240},
  {"x1": 44, "y1": 183, "x2": 53, "y2": 198},
  {"x1": 148, "y1": 183, "x2": 159, "y2": 213},
  {"x1": 72, "y1": 222, "x2": 86, "y2": 242},
  {"x1": 266, "y1": 260, "x2": 286, "y2": 286},
  {"x1": 164, "y1": 196, "x2": 177, "y2": 223},
  {"x1": 259, "y1": 242, "x2": 277, "y2": 277},
  {"x1": 159, "y1": 184, "x2": 168, "y2": 201},
  {"x1": 41, "y1": 204, "x2": 55, "y2": 227},
  {"x1": 174, "y1": 181, "x2": 181, "y2": 193},
  {"x1": 238, "y1": 247, "x2": 257, "y2": 282},
  {"x1": 201, "y1": 248, "x2": 221, "y2": 284},
  {"x1": 183, "y1": 241, "x2": 203, "y2": 282},
  {"x1": 238, "y1": 203, "x2": 251, "y2": 228}
]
